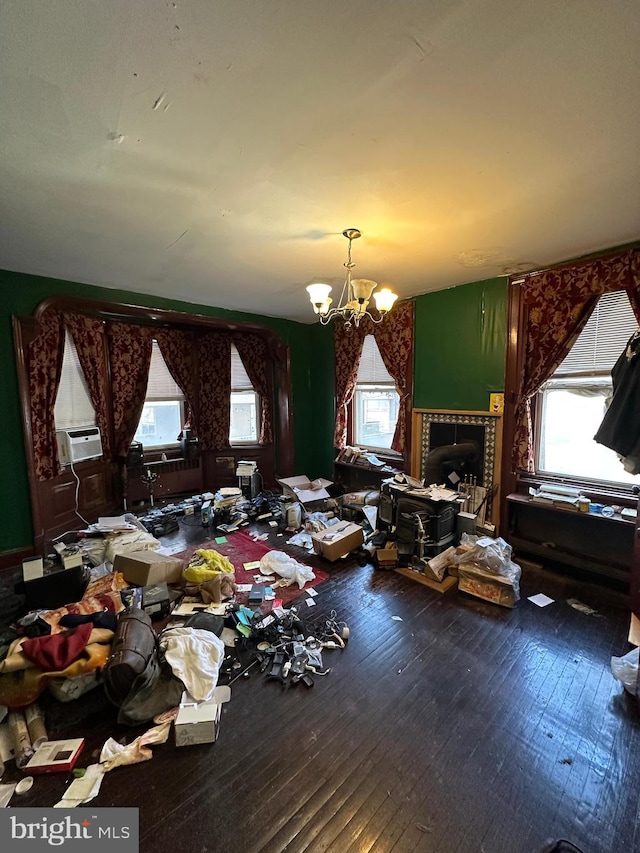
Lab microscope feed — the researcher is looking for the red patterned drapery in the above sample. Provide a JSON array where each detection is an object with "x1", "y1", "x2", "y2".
[
  {"x1": 64, "y1": 313, "x2": 111, "y2": 457},
  {"x1": 513, "y1": 249, "x2": 640, "y2": 472},
  {"x1": 333, "y1": 322, "x2": 366, "y2": 449},
  {"x1": 372, "y1": 300, "x2": 414, "y2": 452},
  {"x1": 234, "y1": 334, "x2": 273, "y2": 445},
  {"x1": 107, "y1": 322, "x2": 154, "y2": 459},
  {"x1": 197, "y1": 332, "x2": 231, "y2": 451},
  {"x1": 28, "y1": 309, "x2": 65, "y2": 481},
  {"x1": 155, "y1": 328, "x2": 199, "y2": 435},
  {"x1": 333, "y1": 301, "x2": 414, "y2": 451}
]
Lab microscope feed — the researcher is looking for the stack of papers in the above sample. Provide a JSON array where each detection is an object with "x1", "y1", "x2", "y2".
[
  {"x1": 92, "y1": 516, "x2": 138, "y2": 533},
  {"x1": 236, "y1": 461, "x2": 258, "y2": 476}
]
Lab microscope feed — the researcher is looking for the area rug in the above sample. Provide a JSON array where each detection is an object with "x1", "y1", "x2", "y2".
[{"x1": 173, "y1": 529, "x2": 330, "y2": 608}]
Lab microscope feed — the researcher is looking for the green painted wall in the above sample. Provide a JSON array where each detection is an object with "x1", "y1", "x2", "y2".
[
  {"x1": 0, "y1": 269, "x2": 330, "y2": 553},
  {"x1": 413, "y1": 277, "x2": 508, "y2": 411},
  {"x1": 286, "y1": 321, "x2": 335, "y2": 482}
]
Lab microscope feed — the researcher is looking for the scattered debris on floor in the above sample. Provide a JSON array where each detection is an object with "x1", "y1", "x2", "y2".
[{"x1": 567, "y1": 598, "x2": 599, "y2": 617}]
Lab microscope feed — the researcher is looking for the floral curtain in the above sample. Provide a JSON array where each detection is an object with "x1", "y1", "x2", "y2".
[
  {"x1": 373, "y1": 300, "x2": 414, "y2": 452},
  {"x1": 28, "y1": 309, "x2": 65, "y2": 480},
  {"x1": 234, "y1": 333, "x2": 273, "y2": 445},
  {"x1": 155, "y1": 328, "x2": 199, "y2": 435},
  {"x1": 333, "y1": 322, "x2": 367, "y2": 449},
  {"x1": 107, "y1": 322, "x2": 154, "y2": 459},
  {"x1": 333, "y1": 301, "x2": 414, "y2": 451},
  {"x1": 64, "y1": 313, "x2": 111, "y2": 457},
  {"x1": 197, "y1": 332, "x2": 231, "y2": 451},
  {"x1": 513, "y1": 249, "x2": 640, "y2": 471}
]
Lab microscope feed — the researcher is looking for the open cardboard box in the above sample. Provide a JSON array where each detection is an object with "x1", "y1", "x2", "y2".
[
  {"x1": 312, "y1": 522, "x2": 364, "y2": 562},
  {"x1": 175, "y1": 686, "x2": 232, "y2": 747},
  {"x1": 278, "y1": 475, "x2": 333, "y2": 504}
]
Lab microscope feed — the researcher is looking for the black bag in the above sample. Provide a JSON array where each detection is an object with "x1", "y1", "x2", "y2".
[
  {"x1": 184, "y1": 611, "x2": 224, "y2": 636},
  {"x1": 103, "y1": 608, "x2": 158, "y2": 707}
]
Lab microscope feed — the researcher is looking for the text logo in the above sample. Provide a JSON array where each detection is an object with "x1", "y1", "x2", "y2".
[{"x1": 0, "y1": 809, "x2": 138, "y2": 851}]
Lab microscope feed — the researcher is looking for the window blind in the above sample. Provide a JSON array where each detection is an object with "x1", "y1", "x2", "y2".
[
  {"x1": 146, "y1": 341, "x2": 185, "y2": 400},
  {"x1": 54, "y1": 330, "x2": 97, "y2": 429},
  {"x1": 231, "y1": 344, "x2": 254, "y2": 391},
  {"x1": 555, "y1": 290, "x2": 638, "y2": 376},
  {"x1": 356, "y1": 334, "x2": 394, "y2": 384}
]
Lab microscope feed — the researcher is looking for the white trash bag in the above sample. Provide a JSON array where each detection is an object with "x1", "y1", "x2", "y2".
[
  {"x1": 611, "y1": 646, "x2": 639, "y2": 694},
  {"x1": 260, "y1": 550, "x2": 315, "y2": 589}
]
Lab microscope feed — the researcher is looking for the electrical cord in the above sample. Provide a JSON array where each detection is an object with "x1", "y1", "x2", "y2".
[
  {"x1": 69, "y1": 460, "x2": 91, "y2": 527},
  {"x1": 541, "y1": 841, "x2": 587, "y2": 853},
  {"x1": 51, "y1": 528, "x2": 84, "y2": 542}
]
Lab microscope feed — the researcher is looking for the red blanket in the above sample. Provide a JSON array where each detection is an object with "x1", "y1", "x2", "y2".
[{"x1": 175, "y1": 529, "x2": 330, "y2": 607}]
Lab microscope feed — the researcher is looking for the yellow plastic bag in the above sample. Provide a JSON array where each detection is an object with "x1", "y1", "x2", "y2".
[{"x1": 183, "y1": 549, "x2": 235, "y2": 584}]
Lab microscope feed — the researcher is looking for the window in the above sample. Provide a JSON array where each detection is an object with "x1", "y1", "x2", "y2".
[
  {"x1": 536, "y1": 290, "x2": 638, "y2": 487},
  {"x1": 133, "y1": 342, "x2": 184, "y2": 449},
  {"x1": 353, "y1": 335, "x2": 400, "y2": 450},
  {"x1": 54, "y1": 330, "x2": 96, "y2": 430},
  {"x1": 230, "y1": 344, "x2": 259, "y2": 444}
]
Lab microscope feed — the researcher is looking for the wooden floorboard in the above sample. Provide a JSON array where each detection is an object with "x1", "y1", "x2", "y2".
[{"x1": 1, "y1": 520, "x2": 639, "y2": 853}]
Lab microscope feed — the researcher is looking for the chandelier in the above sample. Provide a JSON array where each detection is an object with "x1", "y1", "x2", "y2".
[{"x1": 306, "y1": 228, "x2": 398, "y2": 327}]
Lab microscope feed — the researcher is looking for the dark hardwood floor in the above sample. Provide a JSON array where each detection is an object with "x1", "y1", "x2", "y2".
[{"x1": 2, "y1": 518, "x2": 639, "y2": 853}]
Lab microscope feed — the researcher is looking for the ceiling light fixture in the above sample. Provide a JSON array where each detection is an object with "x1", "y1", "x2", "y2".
[{"x1": 306, "y1": 228, "x2": 398, "y2": 328}]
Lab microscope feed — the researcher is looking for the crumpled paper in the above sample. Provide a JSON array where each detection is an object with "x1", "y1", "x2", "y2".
[{"x1": 100, "y1": 720, "x2": 172, "y2": 771}]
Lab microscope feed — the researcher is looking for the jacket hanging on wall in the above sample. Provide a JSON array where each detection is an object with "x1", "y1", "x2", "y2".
[{"x1": 594, "y1": 327, "x2": 640, "y2": 474}]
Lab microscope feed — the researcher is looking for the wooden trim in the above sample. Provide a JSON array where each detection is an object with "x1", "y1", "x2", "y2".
[
  {"x1": 499, "y1": 281, "x2": 526, "y2": 533},
  {"x1": 0, "y1": 545, "x2": 35, "y2": 573},
  {"x1": 274, "y1": 341, "x2": 294, "y2": 476},
  {"x1": 34, "y1": 294, "x2": 280, "y2": 340}
]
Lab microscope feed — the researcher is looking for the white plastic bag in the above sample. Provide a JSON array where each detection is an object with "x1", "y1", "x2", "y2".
[
  {"x1": 611, "y1": 647, "x2": 639, "y2": 694},
  {"x1": 260, "y1": 550, "x2": 316, "y2": 588},
  {"x1": 456, "y1": 533, "x2": 521, "y2": 603}
]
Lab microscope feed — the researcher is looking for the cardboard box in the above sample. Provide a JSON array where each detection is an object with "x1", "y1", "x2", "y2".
[
  {"x1": 374, "y1": 545, "x2": 398, "y2": 569},
  {"x1": 278, "y1": 475, "x2": 333, "y2": 504},
  {"x1": 425, "y1": 545, "x2": 457, "y2": 582},
  {"x1": 312, "y1": 522, "x2": 364, "y2": 562},
  {"x1": 175, "y1": 687, "x2": 231, "y2": 747},
  {"x1": 25, "y1": 738, "x2": 85, "y2": 774},
  {"x1": 458, "y1": 563, "x2": 518, "y2": 608},
  {"x1": 113, "y1": 550, "x2": 184, "y2": 586}
]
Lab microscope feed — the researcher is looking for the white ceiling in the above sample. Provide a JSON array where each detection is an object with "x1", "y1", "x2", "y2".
[{"x1": 1, "y1": 0, "x2": 639, "y2": 323}]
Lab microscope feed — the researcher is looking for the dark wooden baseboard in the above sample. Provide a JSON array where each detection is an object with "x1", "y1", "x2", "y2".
[{"x1": 0, "y1": 545, "x2": 33, "y2": 574}]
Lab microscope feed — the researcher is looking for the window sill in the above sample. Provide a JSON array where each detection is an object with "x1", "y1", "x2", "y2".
[{"x1": 517, "y1": 474, "x2": 638, "y2": 508}]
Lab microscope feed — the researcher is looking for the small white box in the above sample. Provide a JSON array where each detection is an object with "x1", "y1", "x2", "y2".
[
  {"x1": 22, "y1": 556, "x2": 44, "y2": 582},
  {"x1": 174, "y1": 687, "x2": 231, "y2": 747},
  {"x1": 62, "y1": 551, "x2": 83, "y2": 570}
]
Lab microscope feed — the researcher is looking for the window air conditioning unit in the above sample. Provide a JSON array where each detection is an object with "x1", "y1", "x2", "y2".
[{"x1": 56, "y1": 426, "x2": 103, "y2": 465}]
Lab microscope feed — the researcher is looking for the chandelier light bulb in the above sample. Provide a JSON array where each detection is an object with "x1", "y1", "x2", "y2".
[
  {"x1": 306, "y1": 229, "x2": 398, "y2": 327},
  {"x1": 351, "y1": 278, "x2": 378, "y2": 301},
  {"x1": 373, "y1": 287, "x2": 398, "y2": 314},
  {"x1": 306, "y1": 282, "x2": 332, "y2": 313}
]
